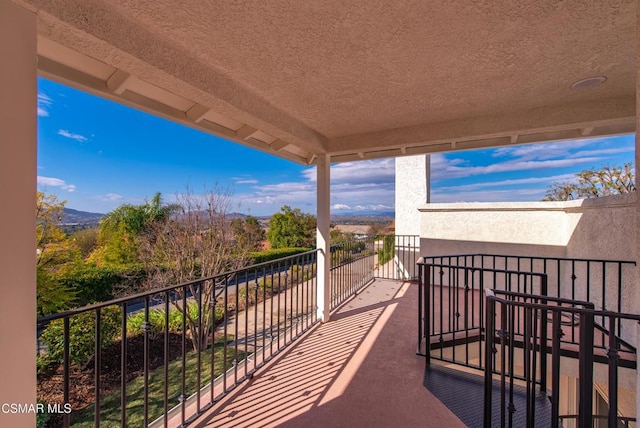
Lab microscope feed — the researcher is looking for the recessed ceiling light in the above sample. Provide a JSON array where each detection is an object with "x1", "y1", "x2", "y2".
[{"x1": 570, "y1": 76, "x2": 607, "y2": 89}]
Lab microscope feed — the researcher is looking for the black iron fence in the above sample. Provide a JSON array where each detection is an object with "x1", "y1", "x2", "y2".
[
  {"x1": 417, "y1": 254, "x2": 639, "y2": 427},
  {"x1": 330, "y1": 239, "x2": 375, "y2": 311},
  {"x1": 36, "y1": 235, "x2": 421, "y2": 427},
  {"x1": 374, "y1": 234, "x2": 420, "y2": 281},
  {"x1": 329, "y1": 234, "x2": 419, "y2": 311},
  {"x1": 485, "y1": 289, "x2": 640, "y2": 428},
  {"x1": 37, "y1": 250, "x2": 319, "y2": 428},
  {"x1": 418, "y1": 254, "x2": 636, "y2": 361}
]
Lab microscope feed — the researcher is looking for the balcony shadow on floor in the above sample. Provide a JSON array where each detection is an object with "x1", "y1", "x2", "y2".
[
  {"x1": 424, "y1": 363, "x2": 552, "y2": 428},
  {"x1": 192, "y1": 280, "x2": 464, "y2": 428}
]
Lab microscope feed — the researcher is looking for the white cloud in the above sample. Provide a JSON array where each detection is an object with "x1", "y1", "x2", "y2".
[
  {"x1": 234, "y1": 179, "x2": 259, "y2": 185},
  {"x1": 435, "y1": 173, "x2": 576, "y2": 193},
  {"x1": 99, "y1": 193, "x2": 124, "y2": 202},
  {"x1": 431, "y1": 154, "x2": 602, "y2": 179},
  {"x1": 233, "y1": 158, "x2": 396, "y2": 214},
  {"x1": 58, "y1": 129, "x2": 88, "y2": 142},
  {"x1": 491, "y1": 139, "x2": 601, "y2": 161},
  {"x1": 37, "y1": 92, "x2": 52, "y2": 117},
  {"x1": 37, "y1": 176, "x2": 77, "y2": 192},
  {"x1": 302, "y1": 158, "x2": 395, "y2": 185},
  {"x1": 332, "y1": 204, "x2": 351, "y2": 210}
]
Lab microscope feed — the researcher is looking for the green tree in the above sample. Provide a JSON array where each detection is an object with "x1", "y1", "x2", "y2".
[
  {"x1": 36, "y1": 191, "x2": 77, "y2": 315},
  {"x1": 138, "y1": 188, "x2": 253, "y2": 351},
  {"x1": 231, "y1": 216, "x2": 265, "y2": 250},
  {"x1": 267, "y1": 205, "x2": 316, "y2": 249},
  {"x1": 69, "y1": 227, "x2": 99, "y2": 258},
  {"x1": 94, "y1": 192, "x2": 178, "y2": 267},
  {"x1": 544, "y1": 163, "x2": 635, "y2": 201}
]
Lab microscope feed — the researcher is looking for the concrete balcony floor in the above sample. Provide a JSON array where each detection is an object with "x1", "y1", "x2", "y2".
[{"x1": 191, "y1": 279, "x2": 464, "y2": 428}]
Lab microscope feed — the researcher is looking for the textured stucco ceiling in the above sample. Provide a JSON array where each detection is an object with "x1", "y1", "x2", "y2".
[{"x1": 18, "y1": 0, "x2": 638, "y2": 163}]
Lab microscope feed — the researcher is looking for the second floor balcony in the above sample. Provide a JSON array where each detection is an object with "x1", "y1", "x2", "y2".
[{"x1": 35, "y1": 235, "x2": 638, "y2": 428}]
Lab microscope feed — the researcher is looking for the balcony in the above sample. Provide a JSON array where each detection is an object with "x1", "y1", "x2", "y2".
[
  {"x1": 36, "y1": 236, "x2": 429, "y2": 427},
  {"x1": 36, "y1": 236, "x2": 639, "y2": 427}
]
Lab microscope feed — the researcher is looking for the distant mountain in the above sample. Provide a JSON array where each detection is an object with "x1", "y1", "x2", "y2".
[{"x1": 61, "y1": 208, "x2": 104, "y2": 226}]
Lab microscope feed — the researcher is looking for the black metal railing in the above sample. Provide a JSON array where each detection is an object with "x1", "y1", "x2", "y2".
[
  {"x1": 330, "y1": 238, "x2": 375, "y2": 311},
  {"x1": 328, "y1": 234, "x2": 419, "y2": 311},
  {"x1": 485, "y1": 289, "x2": 640, "y2": 428},
  {"x1": 374, "y1": 234, "x2": 420, "y2": 281},
  {"x1": 418, "y1": 263, "x2": 549, "y2": 369},
  {"x1": 37, "y1": 250, "x2": 319, "y2": 428},
  {"x1": 417, "y1": 254, "x2": 636, "y2": 364}
]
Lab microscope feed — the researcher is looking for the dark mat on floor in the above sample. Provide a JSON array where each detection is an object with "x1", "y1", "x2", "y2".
[{"x1": 423, "y1": 364, "x2": 552, "y2": 428}]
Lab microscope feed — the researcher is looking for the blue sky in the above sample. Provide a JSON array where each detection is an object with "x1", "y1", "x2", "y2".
[{"x1": 37, "y1": 78, "x2": 635, "y2": 216}]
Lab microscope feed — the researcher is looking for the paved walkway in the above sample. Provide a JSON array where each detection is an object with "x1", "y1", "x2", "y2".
[{"x1": 192, "y1": 279, "x2": 464, "y2": 428}]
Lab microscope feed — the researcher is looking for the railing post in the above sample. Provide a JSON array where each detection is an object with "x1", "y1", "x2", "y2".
[
  {"x1": 539, "y1": 274, "x2": 548, "y2": 392},
  {"x1": 607, "y1": 316, "x2": 619, "y2": 428},
  {"x1": 578, "y1": 311, "x2": 595, "y2": 428},
  {"x1": 484, "y1": 291, "x2": 495, "y2": 428},
  {"x1": 551, "y1": 310, "x2": 561, "y2": 428}
]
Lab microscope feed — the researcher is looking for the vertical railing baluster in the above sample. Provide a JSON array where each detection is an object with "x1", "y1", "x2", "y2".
[
  {"x1": 244, "y1": 272, "x2": 249, "y2": 379},
  {"x1": 143, "y1": 297, "x2": 150, "y2": 426},
  {"x1": 210, "y1": 281, "x2": 216, "y2": 405},
  {"x1": 578, "y1": 311, "x2": 595, "y2": 428},
  {"x1": 196, "y1": 284, "x2": 202, "y2": 412},
  {"x1": 63, "y1": 317, "x2": 70, "y2": 428},
  {"x1": 500, "y1": 301, "x2": 507, "y2": 428},
  {"x1": 524, "y1": 306, "x2": 533, "y2": 428},
  {"x1": 508, "y1": 298, "x2": 515, "y2": 428},
  {"x1": 483, "y1": 292, "x2": 495, "y2": 428},
  {"x1": 607, "y1": 315, "x2": 619, "y2": 428},
  {"x1": 418, "y1": 262, "x2": 424, "y2": 355},
  {"x1": 120, "y1": 303, "x2": 127, "y2": 428},
  {"x1": 617, "y1": 263, "x2": 623, "y2": 335},
  {"x1": 551, "y1": 310, "x2": 561, "y2": 428},
  {"x1": 539, "y1": 275, "x2": 548, "y2": 392},
  {"x1": 163, "y1": 293, "x2": 169, "y2": 427},
  {"x1": 223, "y1": 278, "x2": 228, "y2": 392},
  {"x1": 95, "y1": 308, "x2": 101, "y2": 428}
]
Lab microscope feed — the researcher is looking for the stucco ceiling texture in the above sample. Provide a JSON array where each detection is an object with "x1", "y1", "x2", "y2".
[{"x1": 26, "y1": 0, "x2": 637, "y2": 163}]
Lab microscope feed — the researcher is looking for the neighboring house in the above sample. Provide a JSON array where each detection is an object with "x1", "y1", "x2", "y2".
[{"x1": 331, "y1": 224, "x2": 375, "y2": 239}]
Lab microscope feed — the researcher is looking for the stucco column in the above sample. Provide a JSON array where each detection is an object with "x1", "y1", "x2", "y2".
[
  {"x1": 316, "y1": 154, "x2": 331, "y2": 322},
  {"x1": 0, "y1": 1, "x2": 38, "y2": 426}
]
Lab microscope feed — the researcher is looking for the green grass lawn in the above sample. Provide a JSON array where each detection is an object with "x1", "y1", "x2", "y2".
[{"x1": 70, "y1": 340, "x2": 244, "y2": 427}]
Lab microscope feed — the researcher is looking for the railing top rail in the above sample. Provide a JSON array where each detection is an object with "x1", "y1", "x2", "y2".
[
  {"x1": 418, "y1": 263, "x2": 548, "y2": 279},
  {"x1": 38, "y1": 249, "x2": 320, "y2": 324},
  {"x1": 486, "y1": 289, "x2": 640, "y2": 321},
  {"x1": 419, "y1": 253, "x2": 636, "y2": 265},
  {"x1": 489, "y1": 288, "x2": 594, "y2": 308}
]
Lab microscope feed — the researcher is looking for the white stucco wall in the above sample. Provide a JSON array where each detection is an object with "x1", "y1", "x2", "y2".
[
  {"x1": 417, "y1": 193, "x2": 637, "y2": 262},
  {"x1": 417, "y1": 193, "x2": 638, "y2": 346},
  {"x1": 395, "y1": 155, "x2": 429, "y2": 236}
]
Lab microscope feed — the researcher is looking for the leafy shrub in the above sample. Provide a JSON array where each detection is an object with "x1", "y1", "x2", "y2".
[
  {"x1": 378, "y1": 235, "x2": 396, "y2": 265},
  {"x1": 249, "y1": 247, "x2": 312, "y2": 264},
  {"x1": 56, "y1": 262, "x2": 145, "y2": 307},
  {"x1": 39, "y1": 306, "x2": 121, "y2": 369},
  {"x1": 126, "y1": 303, "x2": 225, "y2": 337}
]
